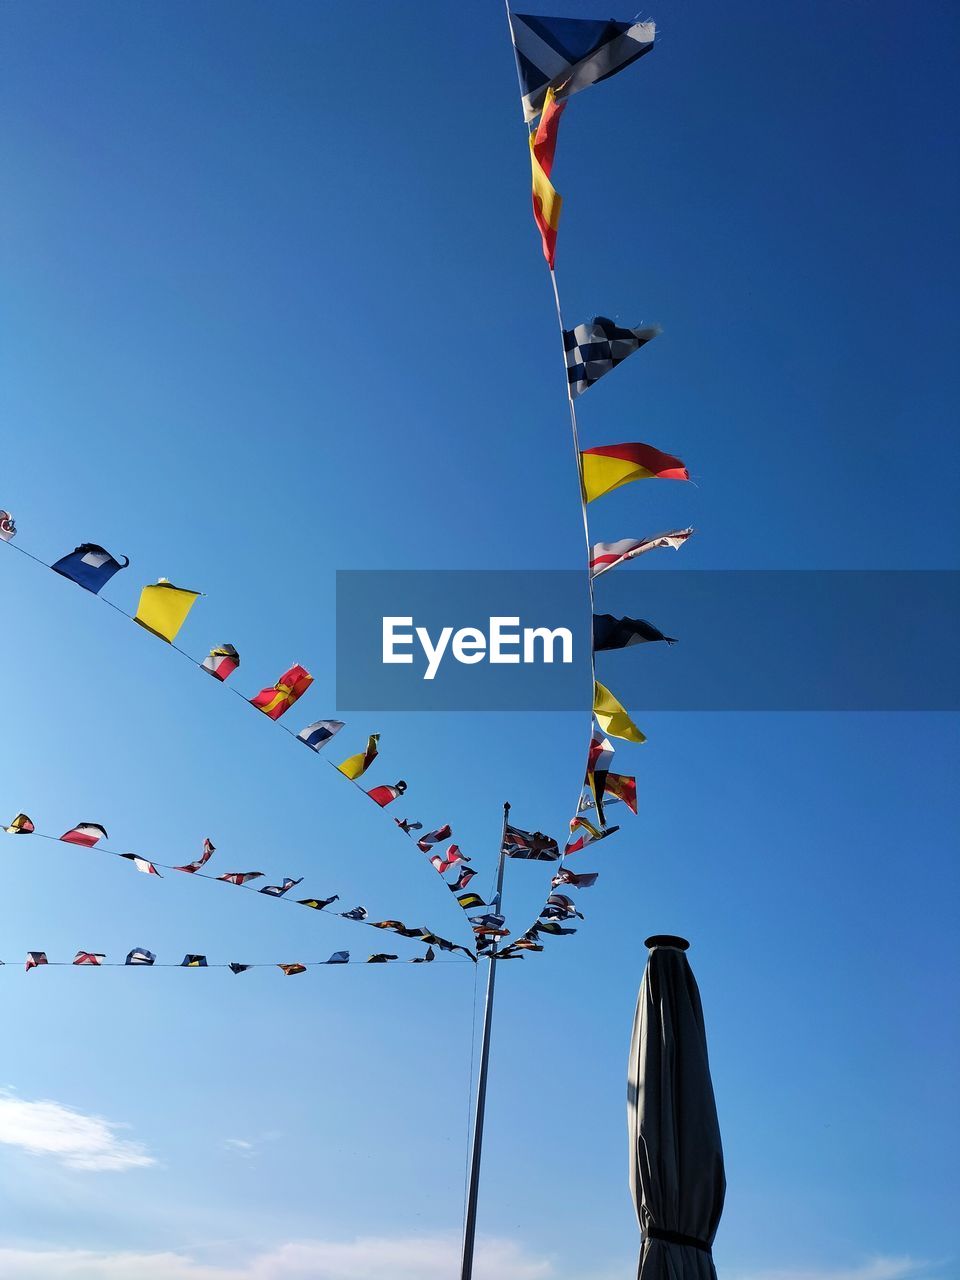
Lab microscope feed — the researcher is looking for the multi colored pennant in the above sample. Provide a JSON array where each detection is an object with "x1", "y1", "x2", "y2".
[
  {"x1": 529, "y1": 87, "x2": 565, "y2": 268},
  {"x1": 217, "y1": 871, "x2": 264, "y2": 885},
  {"x1": 134, "y1": 578, "x2": 200, "y2": 643},
  {"x1": 541, "y1": 893, "x2": 583, "y2": 921},
  {"x1": 395, "y1": 817, "x2": 423, "y2": 834},
  {"x1": 417, "y1": 824, "x2": 452, "y2": 853},
  {"x1": 552, "y1": 866, "x2": 599, "y2": 890},
  {"x1": 456, "y1": 891, "x2": 486, "y2": 910},
  {"x1": 259, "y1": 876, "x2": 303, "y2": 898},
  {"x1": 181, "y1": 954, "x2": 208, "y2": 967},
  {"x1": 367, "y1": 953, "x2": 398, "y2": 964},
  {"x1": 502, "y1": 823, "x2": 560, "y2": 861},
  {"x1": 121, "y1": 854, "x2": 162, "y2": 876},
  {"x1": 73, "y1": 951, "x2": 105, "y2": 966},
  {"x1": 593, "y1": 680, "x2": 645, "y2": 743},
  {"x1": 25, "y1": 952, "x2": 48, "y2": 971},
  {"x1": 593, "y1": 613, "x2": 676, "y2": 650},
  {"x1": 6, "y1": 813, "x2": 34, "y2": 835},
  {"x1": 174, "y1": 837, "x2": 216, "y2": 874},
  {"x1": 586, "y1": 726, "x2": 614, "y2": 824},
  {"x1": 278, "y1": 963, "x2": 307, "y2": 976},
  {"x1": 229, "y1": 963, "x2": 251, "y2": 974},
  {"x1": 564, "y1": 318, "x2": 659, "y2": 398},
  {"x1": 51, "y1": 544, "x2": 129, "y2": 595},
  {"x1": 60, "y1": 823, "x2": 108, "y2": 848},
  {"x1": 508, "y1": 11, "x2": 655, "y2": 122},
  {"x1": 366, "y1": 781, "x2": 407, "y2": 807},
  {"x1": 338, "y1": 733, "x2": 380, "y2": 780},
  {"x1": 126, "y1": 948, "x2": 156, "y2": 966},
  {"x1": 0, "y1": 511, "x2": 15, "y2": 541},
  {"x1": 589, "y1": 529, "x2": 693, "y2": 578},
  {"x1": 201, "y1": 644, "x2": 240, "y2": 681},
  {"x1": 297, "y1": 719, "x2": 345, "y2": 752},
  {"x1": 565, "y1": 815, "x2": 620, "y2": 855},
  {"x1": 250, "y1": 664, "x2": 313, "y2": 720},
  {"x1": 298, "y1": 895, "x2": 340, "y2": 911},
  {"x1": 581, "y1": 443, "x2": 688, "y2": 503},
  {"x1": 341, "y1": 905, "x2": 368, "y2": 921},
  {"x1": 429, "y1": 844, "x2": 467, "y2": 874},
  {"x1": 603, "y1": 770, "x2": 637, "y2": 814}
]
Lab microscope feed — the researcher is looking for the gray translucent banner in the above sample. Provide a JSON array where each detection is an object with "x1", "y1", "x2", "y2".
[{"x1": 335, "y1": 570, "x2": 960, "y2": 712}]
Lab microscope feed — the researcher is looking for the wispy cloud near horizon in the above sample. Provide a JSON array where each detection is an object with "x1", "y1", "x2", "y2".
[{"x1": 0, "y1": 1089, "x2": 155, "y2": 1172}]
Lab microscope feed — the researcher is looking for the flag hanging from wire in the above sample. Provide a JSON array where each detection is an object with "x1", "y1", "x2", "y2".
[
  {"x1": 259, "y1": 876, "x2": 303, "y2": 898},
  {"x1": 298, "y1": 895, "x2": 339, "y2": 911},
  {"x1": 429, "y1": 844, "x2": 467, "y2": 874},
  {"x1": 278, "y1": 963, "x2": 307, "y2": 976},
  {"x1": 366, "y1": 781, "x2": 407, "y2": 807},
  {"x1": 121, "y1": 854, "x2": 162, "y2": 876},
  {"x1": 217, "y1": 871, "x2": 263, "y2": 886},
  {"x1": 51, "y1": 544, "x2": 129, "y2": 594},
  {"x1": 508, "y1": 11, "x2": 655, "y2": 122},
  {"x1": 586, "y1": 727, "x2": 614, "y2": 826},
  {"x1": 564, "y1": 318, "x2": 659, "y2": 398},
  {"x1": 250, "y1": 664, "x2": 313, "y2": 720},
  {"x1": 0, "y1": 511, "x2": 15, "y2": 541},
  {"x1": 126, "y1": 948, "x2": 156, "y2": 966},
  {"x1": 589, "y1": 529, "x2": 693, "y2": 578},
  {"x1": 174, "y1": 838, "x2": 216, "y2": 874},
  {"x1": 604, "y1": 770, "x2": 638, "y2": 814},
  {"x1": 134, "y1": 578, "x2": 200, "y2": 643},
  {"x1": 60, "y1": 823, "x2": 108, "y2": 848},
  {"x1": 593, "y1": 613, "x2": 676, "y2": 650},
  {"x1": 297, "y1": 720, "x2": 345, "y2": 752},
  {"x1": 338, "y1": 734, "x2": 379, "y2": 780},
  {"x1": 417, "y1": 824, "x2": 452, "y2": 853},
  {"x1": 181, "y1": 954, "x2": 208, "y2": 967},
  {"x1": 73, "y1": 951, "x2": 105, "y2": 966},
  {"x1": 594, "y1": 680, "x2": 646, "y2": 743},
  {"x1": 553, "y1": 866, "x2": 599, "y2": 889},
  {"x1": 201, "y1": 644, "x2": 240, "y2": 682},
  {"x1": 25, "y1": 951, "x2": 48, "y2": 971},
  {"x1": 581, "y1": 443, "x2": 688, "y2": 503},
  {"x1": 5, "y1": 813, "x2": 34, "y2": 835},
  {"x1": 529, "y1": 87, "x2": 565, "y2": 268}
]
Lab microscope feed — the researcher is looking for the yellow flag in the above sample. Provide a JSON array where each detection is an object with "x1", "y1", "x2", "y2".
[
  {"x1": 134, "y1": 578, "x2": 200, "y2": 643},
  {"x1": 593, "y1": 680, "x2": 646, "y2": 743},
  {"x1": 338, "y1": 733, "x2": 379, "y2": 780}
]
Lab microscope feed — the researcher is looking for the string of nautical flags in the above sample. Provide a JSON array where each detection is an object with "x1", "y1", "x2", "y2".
[
  {"x1": 485, "y1": 9, "x2": 694, "y2": 958},
  {"x1": 0, "y1": 525, "x2": 483, "y2": 935},
  {"x1": 3, "y1": 815, "x2": 475, "y2": 961},
  {"x1": 8, "y1": 949, "x2": 472, "y2": 973}
]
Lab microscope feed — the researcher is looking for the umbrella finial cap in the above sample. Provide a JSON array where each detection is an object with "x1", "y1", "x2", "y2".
[{"x1": 644, "y1": 934, "x2": 689, "y2": 951}]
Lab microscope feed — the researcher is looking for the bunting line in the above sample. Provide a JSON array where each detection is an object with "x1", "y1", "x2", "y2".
[{"x1": 3, "y1": 822, "x2": 475, "y2": 960}]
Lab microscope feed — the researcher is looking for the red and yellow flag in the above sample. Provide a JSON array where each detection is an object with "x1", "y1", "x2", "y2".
[
  {"x1": 250, "y1": 664, "x2": 313, "y2": 720},
  {"x1": 530, "y1": 87, "x2": 565, "y2": 268},
  {"x1": 580, "y1": 442, "x2": 688, "y2": 503}
]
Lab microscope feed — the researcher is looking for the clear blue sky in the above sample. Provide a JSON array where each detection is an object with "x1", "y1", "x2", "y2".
[{"x1": 1, "y1": 2, "x2": 957, "y2": 1279}]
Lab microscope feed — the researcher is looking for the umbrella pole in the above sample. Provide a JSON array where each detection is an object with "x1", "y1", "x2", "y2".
[{"x1": 460, "y1": 800, "x2": 511, "y2": 1280}]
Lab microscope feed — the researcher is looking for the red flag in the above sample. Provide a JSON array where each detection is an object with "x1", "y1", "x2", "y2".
[{"x1": 250, "y1": 664, "x2": 313, "y2": 720}]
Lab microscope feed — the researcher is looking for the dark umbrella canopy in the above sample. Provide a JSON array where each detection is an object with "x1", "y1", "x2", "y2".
[{"x1": 627, "y1": 936, "x2": 726, "y2": 1279}]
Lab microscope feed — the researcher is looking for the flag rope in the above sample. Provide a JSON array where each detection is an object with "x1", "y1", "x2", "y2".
[
  {"x1": 4, "y1": 826, "x2": 474, "y2": 959},
  {"x1": 6, "y1": 956, "x2": 474, "y2": 971},
  {"x1": 0, "y1": 535, "x2": 478, "y2": 939}
]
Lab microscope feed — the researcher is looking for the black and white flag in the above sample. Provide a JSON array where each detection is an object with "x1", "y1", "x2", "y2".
[{"x1": 563, "y1": 317, "x2": 659, "y2": 398}]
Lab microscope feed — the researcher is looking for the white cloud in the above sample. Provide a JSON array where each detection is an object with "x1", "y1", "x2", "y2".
[
  {"x1": 0, "y1": 1090, "x2": 154, "y2": 1172},
  {"x1": 224, "y1": 1139, "x2": 254, "y2": 1155},
  {"x1": 730, "y1": 1258, "x2": 939, "y2": 1280},
  {"x1": 0, "y1": 1236, "x2": 550, "y2": 1280}
]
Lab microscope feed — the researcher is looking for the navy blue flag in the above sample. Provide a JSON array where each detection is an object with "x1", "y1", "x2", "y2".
[
  {"x1": 181, "y1": 954, "x2": 208, "y2": 967},
  {"x1": 509, "y1": 13, "x2": 655, "y2": 122},
  {"x1": 593, "y1": 614, "x2": 677, "y2": 651},
  {"x1": 563, "y1": 317, "x2": 659, "y2": 398},
  {"x1": 502, "y1": 823, "x2": 560, "y2": 861},
  {"x1": 125, "y1": 948, "x2": 156, "y2": 966},
  {"x1": 51, "y1": 544, "x2": 129, "y2": 594},
  {"x1": 297, "y1": 720, "x2": 345, "y2": 752},
  {"x1": 326, "y1": 950, "x2": 350, "y2": 964}
]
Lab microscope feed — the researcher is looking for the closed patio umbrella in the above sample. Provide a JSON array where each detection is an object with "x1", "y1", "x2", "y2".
[{"x1": 627, "y1": 935, "x2": 726, "y2": 1278}]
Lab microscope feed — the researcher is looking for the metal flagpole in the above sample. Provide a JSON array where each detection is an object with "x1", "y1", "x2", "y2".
[{"x1": 460, "y1": 800, "x2": 511, "y2": 1280}]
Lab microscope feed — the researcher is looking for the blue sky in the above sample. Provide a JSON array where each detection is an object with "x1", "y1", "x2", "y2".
[{"x1": 1, "y1": 1, "x2": 957, "y2": 1278}]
